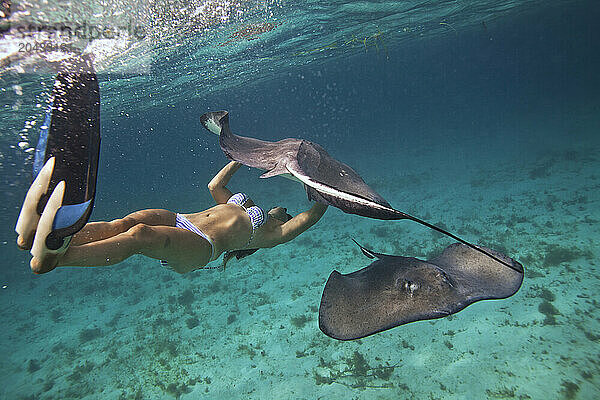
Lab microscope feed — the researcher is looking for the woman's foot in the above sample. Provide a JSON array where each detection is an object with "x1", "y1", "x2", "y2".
[
  {"x1": 29, "y1": 236, "x2": 71, "y2": 274},
  {"x1": 30, "y1": 254, "x2": 59, "y2": 274}
]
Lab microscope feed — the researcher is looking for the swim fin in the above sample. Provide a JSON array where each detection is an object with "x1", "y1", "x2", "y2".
[{"x1": 15, "y1": 54, "x2": 101, "y2": 267}]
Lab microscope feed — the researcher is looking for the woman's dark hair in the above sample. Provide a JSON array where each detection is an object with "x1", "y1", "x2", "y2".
[
  {"x1": 268, "y1": 207, "x2": 292, "y2": 222},
  {"x1": 222, "y1": 248, "x2": 259, "y2": 269}
]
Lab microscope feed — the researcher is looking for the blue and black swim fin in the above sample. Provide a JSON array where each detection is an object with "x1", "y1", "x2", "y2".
[{"x1": 15, "y1": 54, "x2": 100, "y2": 267}]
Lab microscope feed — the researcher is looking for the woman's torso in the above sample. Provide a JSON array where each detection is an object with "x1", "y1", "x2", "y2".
[{"x1": 182, "y1": 204, "x2": 276, "y2": 258}]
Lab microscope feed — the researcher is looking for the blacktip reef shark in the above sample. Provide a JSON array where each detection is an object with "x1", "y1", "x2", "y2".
[
  {"x1": 15, "y1": 54, "x2": 100, "y2": 272},
  {"x1": 199, "y1": 110, "x2": 523, "y2": 274}
]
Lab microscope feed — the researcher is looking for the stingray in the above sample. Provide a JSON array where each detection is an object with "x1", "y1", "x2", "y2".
[
  {"x1": 200, "y1": 110, "x2": 521, "y2": 273},
  {"x1": 319, "y1": 240, "x2": 524, "y2": 340}
]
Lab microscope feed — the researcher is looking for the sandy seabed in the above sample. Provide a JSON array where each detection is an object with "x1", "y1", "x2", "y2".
[{"x1": 1, "y1": 135, "x2": 598, "y2": 400}]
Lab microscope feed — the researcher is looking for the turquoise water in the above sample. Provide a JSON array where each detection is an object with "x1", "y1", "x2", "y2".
[{"x1": 1, "y1": 0, "x2": 599, "y2": 398}]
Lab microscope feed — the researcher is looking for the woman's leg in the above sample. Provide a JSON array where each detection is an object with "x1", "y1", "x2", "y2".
[
  {"x1": 70, "y1": 209, "x2": 176, "y2": 245},
  {"x1": 56, "y1": 223, "x2": 213, "y2": 274}
]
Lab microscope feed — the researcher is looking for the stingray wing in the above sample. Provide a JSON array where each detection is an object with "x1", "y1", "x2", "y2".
[
  {"x1": 319, "y1": 242, "x2": 523, "y2": 341},
  {"x1": 428, "y1": 243, "x2": 524, "y2": 299}
]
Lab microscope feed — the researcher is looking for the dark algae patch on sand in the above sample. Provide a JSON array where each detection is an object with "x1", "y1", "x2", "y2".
[
  {"x1": 538, "y1": 301, "x2": 560, "y2": 325},
  {"x1": 543, "y1": 244, "x2": 592, "y2": 267}
]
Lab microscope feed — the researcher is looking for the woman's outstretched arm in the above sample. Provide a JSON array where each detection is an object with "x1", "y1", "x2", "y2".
[
  {"x1": 277, "y1": 202, "x2": 328, "y2": 244},
  {"x1": 208, "y1": 161, "x2": 242, "y2": 204}
]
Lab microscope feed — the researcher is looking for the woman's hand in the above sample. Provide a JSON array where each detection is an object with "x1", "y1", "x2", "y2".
[
  {"x1": 310, "y1": 202, "x2": 328, "y2": 214},
  {"x1": 228, "y1": 160, "x2": 242, "y2": 169}
]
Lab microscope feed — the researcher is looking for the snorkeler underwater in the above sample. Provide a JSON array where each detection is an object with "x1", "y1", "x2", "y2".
[{"x1": 1, "y1": 0, "x2": 599, "y2": 398}]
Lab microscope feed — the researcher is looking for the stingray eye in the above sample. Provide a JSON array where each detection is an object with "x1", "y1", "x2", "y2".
[{"x1": 398, "y1": 279, "x2": 419, "y2": 296}]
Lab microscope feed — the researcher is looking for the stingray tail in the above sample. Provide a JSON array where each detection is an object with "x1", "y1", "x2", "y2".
[
  {"x1": 351, "y1": 239, "x2": 377, "y2": 259},
  {"x1": 392, "y1": 209, "x2": 523, "y2": 274}
]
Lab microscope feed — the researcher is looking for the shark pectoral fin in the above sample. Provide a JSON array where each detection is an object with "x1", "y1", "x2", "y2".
[
  {"x1": 31, "y1": 180, "x2": 68, "y2": 260},
  {"x1": 259, "y1": 160, "x2": 303, "y2": 183},
  {"x1": 259, "y1": 161, "x2": 291, "y2": 179},
  {"x1": 15, "y1": 157, "x2": 56, "y2": 247}
]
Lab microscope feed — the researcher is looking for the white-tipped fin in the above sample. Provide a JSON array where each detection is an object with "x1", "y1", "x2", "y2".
[
  {"x1": 31, "y1": 180, "x2": 66, "y2": 259},
  {"x1": 203, "y1": 116, "x2": 222, "y2": 135},
  {"x1": 15, "y1": 157, "x2": 56, "y2": 240}
]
